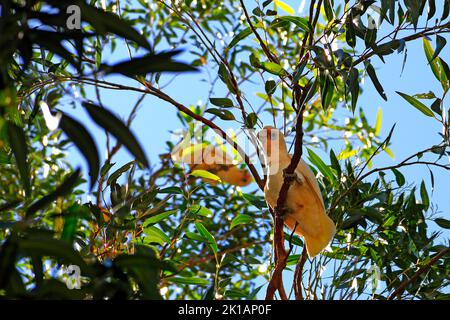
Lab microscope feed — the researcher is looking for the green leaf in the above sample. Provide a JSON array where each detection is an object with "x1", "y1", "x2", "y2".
[
  {"x1": 143, "y1": 226, "x2": 170, "y2": 246},
  {"x1": 270, "y1": 16, "x2": 310, "y2": 31},
  {"x1": 392, "y1": 168, "x2": 405, "y2": 187},
  {"x1": 365, "y1": 62, "x2": 387, "y2": 101},
  {"x1": 230, "y1": 214, "x2": 255, "y2": 229},
  {"x1": 274, "y1": 0, "x2": 295, "y2": 15},
  {"x1": 78, "y1": 1, "x2": 151, "y2": 50},
  {"x1": 101, "y1": 50, "x2": 196, "y2": 77},
  {"x1": 430, "y1": 35, "x2": 447, "y2": 62},
  {"x1": 329, "y1": 149, "x2": 341, "y2": 178},
  {"x1": 60, "y1": 205, "x2": 81, "y2": 244},
  {"x1": 420, "y1": 181, "x2": 429, "y2": 210},
  {"x1": 228, "y1": 27, "x2": 252, "y2": 49},
  {"x1": 142, "y1": 210, "x2": 178, "y2": 226},
  {"x1": 347, "y1": 68, "x2": 359, "y2": 113},
  {"x1": 83, "y1": 102, "x2": 149, "y2": 167},
  {"x1": 218, "y1": 63, "x2": 236, "y2": 94},
  {"x1": 242, "y1": 193, "x2": 266, "y2": 209},
  {"x1": 424, "y1": 38, "x2": 449, "y2": 89},
  {"x1": 396, "y1": 91, "x2": 435, "y2": 117},
  {"x1": 245, "y1": 112, "x2": 258, "y2": 129},
  {"x1": 185, "y1": 231, "x2": 206, "y2": 242},
  {"x1": 18, "y1": 236, "x2": 88, "y2": 272},
  {"x1": 307, "y1": 148, "x2": 334, "y2": 182},
  {"x1": 114, "y1": 254, "x2": 176, "y2": 273},
  {"x1": 260, "y1": 62, "x2": 286, "y2": 76},
  {"x1": 265, "y1": 80, "x2": 277, "y2": 95},
  {"x1": 60, "y1": 113, "x2": 100, "y2": 190},
  {"x1": 27, "y1": 169, "x2": 81, "y2": 218},
  {"x1": 6, "y1": 122, "x2": 30, "y2": 196},
  {"x1": 319, "y1": 71, "x2": 334, "y2": 110},
  {"x1": 107, "y1": 161, "x2": 135, "y2": 186},
  {"x1": 189, "y1": 205, "x2": 213, "y2": 218},
  {"x1": 167, "y1": 277, "x2": 210, "y2": 286},
  {"x1": 195, "y1": 222, "x2": 218, "y2": 258},
  {"x1": 158, "y1": 186, "x2": 184, "y2": 195},
  {"x1": 374, "y1": 108, "x2": 382, "y2": 135},
  {"x1": 190, "y1": 169, "x2": 222, "y2": 182},
  {"x1": 209, "y1": 98, "x2": 234, "y2": 108},
  {"x1": 435, "y1": 218, "x2": 450, "y2": 229},
  {"x1": 204, "y1": 108, "x2": 235, "y2": 121}
]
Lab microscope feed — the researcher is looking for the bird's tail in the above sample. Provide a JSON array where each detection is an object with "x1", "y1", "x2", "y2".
[{"x1": 303, "y1": 214, "x2": 336, "y2": 258}]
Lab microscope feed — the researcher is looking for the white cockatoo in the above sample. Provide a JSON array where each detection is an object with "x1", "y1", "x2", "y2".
[{"x1": 257, "y1": 126, "x2": 336, "y2": 257}]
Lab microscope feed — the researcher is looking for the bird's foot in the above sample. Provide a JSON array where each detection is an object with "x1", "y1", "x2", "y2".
[
  {"x1": 276, "y1": 206, "x2": 292, "y2": 218},
  {"x1": 282, "y1": 169, "x2": 303, "y2": 185}
]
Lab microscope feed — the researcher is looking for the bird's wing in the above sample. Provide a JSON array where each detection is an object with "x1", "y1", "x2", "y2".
[{"x1": 295, "y1": 159, "x2": 325, "y2": 209}]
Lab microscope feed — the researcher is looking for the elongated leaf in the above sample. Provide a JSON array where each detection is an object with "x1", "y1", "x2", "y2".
[
  {"x1": 274, "y1": 0, "x2": 295, "y2": 15},
  {"x1": 307, "y1": 148, "x2": 334, "y2": 182},
  {"x1": 365, "y1": 62, "x2": 387, "y2": 101},
  {"x1": 6, "y1": 122, "x2": 30, "y2": 196},
  {"x1": 265, "y1": 80, "x2": 277, "y2": 95},
  {"x1": 209, "y1": 98, "x2": 234, "y2": 108},
  {"x1": 27, "y1": 169, "x2": 81, "y2": 217},
  {"x1": 189, "y1": 205, "x2": 213, "y2": 218},
  {"x1": 205, "y1": 108, "x2": 235, "y2": 121},
  {"x1": 420, "y1": 180, "x2": 429, "y2": 210},
  {"x1": 228, "y1": 27, "x2": 252, "y2": 49},
  {"x1": 143, "y1": 226, "x2": 170, "y2": 245},
  {"x1": 260, "y1": 61, "x2": 286, "y2": 76},
  {"x1": 230, "y1": 214, "x2": 255, "y2": 229},
  {"x1": 115, "y1": 254, "x2": 176, "y2": 272},
  {"x1": 78, "y1": 1, "x2": 150, "y2": 49},
  {"x1": 107, "y1": 161, "x2": 135, "y2": 186},
  {"x1": 195, "y1": 222, "x2": 218, "y2": 257},
  {"x1": 347, "y1": 68, "x2": 359, "y2": 113},
  {"x1": 392, "y1": 168, "x2": 405, "y2": 187},
  {"x1": 245, "y1": 112, "x2": 258, "y2": 129},
  {"x1": 101, "y1": 50, "x2": 196, "y2": 77},
  {"x1": 374, "y1": 108, "x2": 382, "y2": 135},
  {"x1": 430, "y1": 35, "x2": 447, "y2": 62},
  {"x1": 396, "y1": 91, "x2": 435, "y2": 117},
  {"x1": 143, "y1": 210, "x2": 178, "y2": 227},
  {"x1": 319, "y1": 71, "x2": 334, "y2": 110},
  {"x1": 60, "y1": 114, "x2": 99, "y2": 190},
  {"x1": 270, "y1": 16, "x2": 310, "y2": 31},
  {"x1": 61, "y1": 214, "x2": 78, "y2": 244},
  {"x1": 167, "y1": 277, "x2": 210, "y2": 286},
  {"x1": 18, "y1": 236, "x2": 87, "y2": 271},
  {"x1": 190, "y1": 169, "x2": 221, "y2": 182},
  {"x1": 435, "y1": 218, "x2": 450, "y2": 229},
  {"x1": 424, "y1": 38, "x2": 449, "y2": 89},
  {"x1": 83, "y1": 102, "x2": 149, "y2": 167}
]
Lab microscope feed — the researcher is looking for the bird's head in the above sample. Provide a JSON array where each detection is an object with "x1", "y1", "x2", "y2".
[{"x1": 256, "y1": 126, "x2": 287, "y2": 159}]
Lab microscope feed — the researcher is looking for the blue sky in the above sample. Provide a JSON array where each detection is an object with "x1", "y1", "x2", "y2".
[{"x1": 56, "y1": 0, "x2": 450, "y2": 298}]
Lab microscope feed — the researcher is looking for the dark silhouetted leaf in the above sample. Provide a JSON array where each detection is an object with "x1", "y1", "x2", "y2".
[
  {"x1": 60, "y1": 113, "x2": 100, "y2": 190},
  {"x1": 6, "y1": 122, "x2": 30, "y2": 196},
  {"x1": 365, "y1": 62, "x2": 387, "y2": 101},
  {"x1": 83, "y1": 102, "x2": 149, "y2": 167},
  {"x1": 101, "y1": 50, "x2": 196, "y2": 77},
  {"x1": 205, "y1": 108, "x2": 235, "y2": 121},
  {"x1": 396, "y1": 91, "x2": 435, "y2": 117},
  {"x1": 27, "y1": 169, "x2": 81, "y2": 218},
  {"x1": 209, "y1": 98, "x2": 234, "y2": 108}
]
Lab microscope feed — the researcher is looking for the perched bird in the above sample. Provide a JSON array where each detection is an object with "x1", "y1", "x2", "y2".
[{"x1": 257, "y1": 126, "x2": 336, "y2": 257}]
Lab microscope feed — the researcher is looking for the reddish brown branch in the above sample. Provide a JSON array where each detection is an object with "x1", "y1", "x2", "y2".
[{"x1": 294, "y1": 245, "x2": 308, "y2": 300}]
